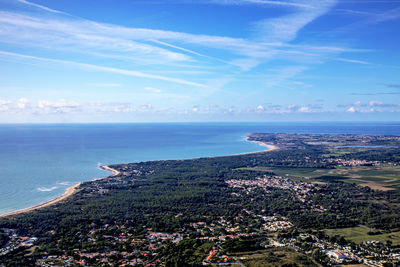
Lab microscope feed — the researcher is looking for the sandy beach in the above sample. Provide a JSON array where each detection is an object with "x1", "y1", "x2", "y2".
[
  {"x1": 0, "y1": 166, "x2": 118, "y2": 219},
  {"x1": 0, "y1": 182, "x2": 81, "y2": 219},
  {"x1": 100, "y1": 165, "x2": 121, "y2": 176},
  {"x1": 243, "y1": 137, "x2": 279, "y2": 154},
  {"x1": 0, "y1": 142, "x2": 274, "y2": 219},
  {"x1": 253, "y1": 141, "x2": 279, "y2": 152}
]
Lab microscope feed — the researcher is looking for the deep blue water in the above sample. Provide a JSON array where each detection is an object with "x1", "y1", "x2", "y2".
[{"x1": 0, "y1": 122, "x2": 400, "y2": 214}]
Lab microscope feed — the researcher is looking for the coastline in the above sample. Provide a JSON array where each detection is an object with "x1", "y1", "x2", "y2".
[
  {"x1": 100, "y1": 165, "x2": 121, "y2": 176},
  {"x1": 232, "y1": 142, "x2": 278, "y2": 156},
  {"x1": 253, "y1": 141, "x2": 279, "y2": 152},
  {"x1": 0, "y1": 165, "x2": 120, "y2": 219},
  {"x1": 0, "y1": 136, "x2": 275, "y2": 219},
  {"x1": 0, "y1": 182, "x2": 81, "y2": 219},
  {"x1": 0, "y1": 165, "x2": 121, "y2": 218},
  {"x1": 244, "y1": 137, "x2": 279, "y2": 154}
]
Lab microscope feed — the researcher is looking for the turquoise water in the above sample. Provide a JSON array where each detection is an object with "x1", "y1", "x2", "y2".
[{"x1": 1, "y1": 122, "x2": 400, "y2": 214}]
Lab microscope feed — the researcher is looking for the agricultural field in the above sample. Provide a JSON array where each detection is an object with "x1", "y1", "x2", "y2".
[
  {"x1": 230, "y1": 248, "x2": 320, "y2": 267},
  {"x1": 324, "y1": 226, "x2": 400, "y2": 246},
  {"x1": 241, "y1": 166, "x2": 400, "y2": 190}
]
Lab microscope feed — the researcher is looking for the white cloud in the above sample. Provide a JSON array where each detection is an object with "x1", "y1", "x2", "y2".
[
  {"x1": 87, "y1": 101, "x2": 135, "y2": 113},
  {"x1": 140, "y1": 104, "x2": 152, "y2": 110},
  {"x1": 0, "y1": 11, "x2": 191, "y2": 63},
  {"x1": 0, "y1": 99, "x2": 12, "y2": 112},
  {"x1": 0, "y1": 100, "x2": 11, "y2": 105},
  {"x1": 335, "y1": 57, "x2": 370, "y2": 65},
  {"x1": 113, "y1": 106, "x2": 135, "y2": 113},
  {"x1": 16, "y1": 98, "x2": 30, "y2": 109},
  {"x1": 16, "y1": 0, "x2": 65, "y2": 14},
  {"x1": 336, "y1": 9, "x2": 373, "y2": 17},
  {"x1": 37, "y1": 99, "x2": 79, "y2": 109},
  {"x1": 286, "y1": 104, "x2": 312, "y2": 113},
  {"x1": 0, "y1": 0, "x2": 354, "y2": 75},
  {"x1": 149, "y1": 39, "x2": 222, "y2": 62},
  {"x1": 0, "y1": 0, "x2": 376, "y2": 120},
  {"x1": 369, "y1": 101, "x2": 384, "y2": 106},
  {"x1": 298, "y1": 106, "x2": 310, "y2": 113},
  {"x1": 88, "y1": 101, "x2": 131, "y2": 107},
  {"x1": 340, "y1": 101, "x2": 397, "y2": 113},
  {"x1": 192, "y1": 106, "x2": 200, "y2": 113},
  {"x1": 256, "y1": 105, "x2": 265, "y2": 111},
  {"x1": 0, "y1": 50, "x2": 207, "y2": 88},
  {"x1": 37, "y1": 99, "x2": 80, "y2": 114},
  {"x1": 346, "y1": 107, "x2": 356, "y2": 113},
  {"x1": 253, "y1": 0, "x2": 337, "y2": 43},
  {"x1": 246, "y1": 103, "x2": 320, "y2": 114}
]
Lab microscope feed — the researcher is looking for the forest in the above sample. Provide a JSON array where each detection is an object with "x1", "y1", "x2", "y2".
[{"x1": 1, "y1": 133, "x2": 400, "y2": 266}]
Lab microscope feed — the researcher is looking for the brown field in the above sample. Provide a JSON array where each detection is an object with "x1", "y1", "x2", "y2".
[
  {"x1": 230, "y1": 248, "x2": 320, "y2": 267},
  {"x1": 240, "y1": 165, "x2": 400, "y2": 190},
  {"x1": 324, "y1": 226, "x2": 400, "y2": 246}
]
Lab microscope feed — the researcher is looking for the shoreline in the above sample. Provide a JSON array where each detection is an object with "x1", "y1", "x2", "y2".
[
  {"x1": 243, "y1": 137, "x2": 279, "y2": 154},
  {"x1": 0, "y1": 164, "x2": 121, "y2": 218},
  {"x1": 100, "y1": 165, "x2": 121, "y2": 176},
  {"x1": 251, "y1": 140, "x2": 279, "y2": 152},
  {"x1": 0, "y1": 137, "x2": 276, "y2": 219},
  {"x1": 0, "y1": 182, "x2": 81, "y2": 219},
  {"x1": 231, "y1": 142, "x2": 278, "y2": 156},
  {"x1": 174, "y1": 138, "x2": 279, "y2": 160}
]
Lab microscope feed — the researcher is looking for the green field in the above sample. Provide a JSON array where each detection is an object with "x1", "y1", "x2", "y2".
[
  {"x1": 240, "y1": 166, "x2": 400, "y2": 190},
  {"x1": 324, "y1": 226, "x2": 400, "y2": 246},
  {"x1": 230, "y1": 248, "x2": 320, "y2": 267}
]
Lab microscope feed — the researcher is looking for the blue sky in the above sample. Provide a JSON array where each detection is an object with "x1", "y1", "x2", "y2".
[{"x1": 0, "y1": 0, "x2": 399, "y2": 122}]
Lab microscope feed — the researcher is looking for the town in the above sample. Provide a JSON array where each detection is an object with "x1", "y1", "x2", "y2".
[
  {"x1": 1, "y1": 133, "x2": 400, "y2": 266},
  {"x1": 2, "y1": 175, "x2": 399, "y2": 266}
]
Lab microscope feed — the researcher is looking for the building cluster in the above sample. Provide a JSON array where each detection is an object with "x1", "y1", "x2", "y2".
[
  {"x1": 202, "y1": 247, "x2": 233, "y2": 265},
  {"x1": 273, "y1": 232, "x2": 400, "y2": 266},
  {"x1": 32, "y1": 224, "x2": 163, "y2": 266},
  {"x1": 260, "y1": 216, "x2": 293, "y2": 232},
  {"x1": 23, "y1": 211, "x2": 295, "y2": 266},
  {"x1": 30, "y1": 224, "x2": 400, "y2": 266},
  {"x1": 327, "y1": 158, "x2": 381, "y2": 167},
  {"x1": 0, "y1": 228, "x2": 37, "y2": 256},
  {"x1": 226, "y1": 175, "x2": 314, "y2": 202}
]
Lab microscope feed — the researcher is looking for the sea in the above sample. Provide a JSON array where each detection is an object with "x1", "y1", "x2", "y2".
[{"x1": 1, "y1": 122, "x2": 400, "y2": 215}]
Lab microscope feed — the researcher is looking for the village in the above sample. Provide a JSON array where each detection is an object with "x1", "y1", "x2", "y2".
[
  {"x1": 0, "y1": 228, "x2": 37, "y2": 257},
  {"x1": 2, "y1": 173, "x2": 399, "y2": 266},
  {"x1": 2, "y1": 215, "x2": 396, "y2": 266}
]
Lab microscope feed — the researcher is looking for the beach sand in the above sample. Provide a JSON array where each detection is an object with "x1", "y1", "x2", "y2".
[
  {"x1": 240, "y1": 137, "x2": 279, "y2": 155},
  {"x1": 100, "y1": 165, "x2": 121, "y2": 176},
  {"x1": 0, "y1": 142, "x2": 274, "y2": 219},
  {"x1": 0, "y1": 182, "x2": 81, "y2": 219},
  {"x1": 244, "y1": 136, "x2": 279, "y2": 152},
  {"x1": 0, "y1": 165, "x2": 120, "y2": 219},
  {"x1": 254, "y1": 141, "x2": 279, "y2": 151}
]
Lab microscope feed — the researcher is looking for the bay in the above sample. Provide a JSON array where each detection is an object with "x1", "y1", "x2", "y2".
[{"x1": 0, "y1": 122, "x2": 400, "y2": 214}]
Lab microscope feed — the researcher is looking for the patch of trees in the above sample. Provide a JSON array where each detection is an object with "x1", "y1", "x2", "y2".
[
  {"x1": 1, "y1": 133, "x2": 400, "y2": 264},
  {"x1": 0, "y1": 230, "x2": 9, "y2": 247}
]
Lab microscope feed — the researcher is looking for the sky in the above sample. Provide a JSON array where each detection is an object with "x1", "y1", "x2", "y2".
[{"x1": 0, "y1": 0, "x2": 399, "y2": 122}]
